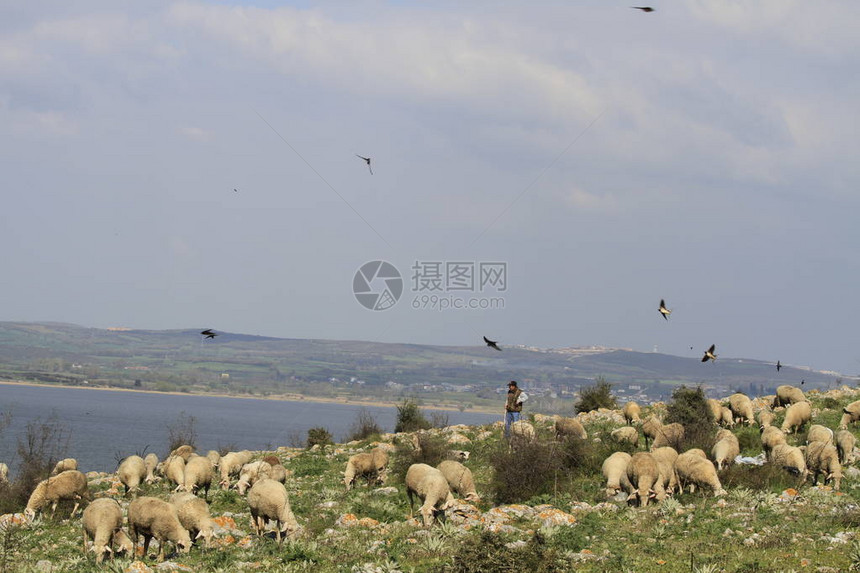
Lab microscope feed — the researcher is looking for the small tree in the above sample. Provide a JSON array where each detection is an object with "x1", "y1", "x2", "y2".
[
  {"x1": 166, "y1": 411, "x2": 197, "y2": 455},
  {"x1": 347, "y1": 409, "x2": 383, "y2": 442},
  {"x1": 394, "y1": 398, "x2": 431, "y2": 433},
  {"x1": 575, "y1": 377, "x2": 617, "y2": 413},
  {"x1": 306, "y1": 427, "x2": 333, "y2": 449},
  {"x1": 665, "y1": 385, "x2": 715, "y2": 450}
]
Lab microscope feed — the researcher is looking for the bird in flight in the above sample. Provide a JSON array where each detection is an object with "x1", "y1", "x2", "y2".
[
  {"x1": 658, "y1": 299, "x2": 672, "y2": 320},
  {"x1": 776, "y1": 360, "x2": 782, "y2": 372},
  {"x1": 701, "y1": 344, "x2": 717, "y2": 363},
  {"x1": 631, "y1": 6, "x2": 655, "y2": 12},
  {"x1": 201, "y1": 329, "x2": 218, "y2": 339},
  {"x1": 483, "y1": 336, "x2": 502, "y2": 351},
  {"x1": 356, "y1": 154, "x2": 373, "y2": 175},
  {"x1": 233, "y1": 188, "x2": 238, "y2": 193}
]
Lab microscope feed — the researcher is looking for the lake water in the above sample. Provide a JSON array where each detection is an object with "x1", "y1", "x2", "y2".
[{"x1": 0, "y1": 384, "x2": 499, "y2": 473}]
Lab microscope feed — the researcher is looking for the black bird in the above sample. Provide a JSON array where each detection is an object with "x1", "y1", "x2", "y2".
[
  {"x1": 801, "y1": 379, "x2": 805, "y2": 386},
  {"x1": 658, "y1": 299, "x2": 671, "y2": 320},
  {"x1": 356, "y1": 154, "x2": 373, "y2": 175},
  {"x1": 483, "y1": 336, "x2": 501, "y2": 351},
  {"x1": 776, "y1": 360, "x2": 782, "y2": 372},
  {"x1": 201, "y1": 329, "x2": 218, "y2": 339},
  {"x1": 631, "y1": 6, "x2": 655, "y2": 12},
  {"x1": 233, "y1": 188, "x2": 238, "y2": 192},
  {"x1": 701, "y1": 344, "x2": 717, "y2": 363}
]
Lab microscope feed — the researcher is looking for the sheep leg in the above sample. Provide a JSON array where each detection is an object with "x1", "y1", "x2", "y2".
[
  {"x1": 82, "y1": 528, "x2": 89, "y2": 556},
  {"x1": 275, "y1": 520, "x2": 282, "y2": 545},
  {"x1": 157, "y1": 538, "x2": 165, "y2": 562},
  {"x1": 406, "y1": 489, "x2": 414, "y2": 519},
  {"x1": 142, "y1": 534, "x2": 151, "y2": 560}
]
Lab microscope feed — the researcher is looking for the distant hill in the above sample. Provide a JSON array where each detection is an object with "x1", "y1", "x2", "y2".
[{"x1": 0, "y1": 321, "x2": 850, "y2": 402}]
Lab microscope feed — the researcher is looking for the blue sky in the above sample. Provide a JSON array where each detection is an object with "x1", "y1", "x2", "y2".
[{"x1": 1, "y1": 1, "x2": 858, "y2": 374}]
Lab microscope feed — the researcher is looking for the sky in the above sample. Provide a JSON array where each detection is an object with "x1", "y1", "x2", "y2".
[{"x1": 1, "y1": 1, "x2": 858, "y2": 375}]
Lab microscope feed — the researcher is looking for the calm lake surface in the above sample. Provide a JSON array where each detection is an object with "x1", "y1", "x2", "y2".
[{"x1": 0, "y1": 384, "x2": 499, "y2": 473}]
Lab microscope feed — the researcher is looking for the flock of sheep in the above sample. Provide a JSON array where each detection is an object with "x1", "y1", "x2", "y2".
[{"x1": 5, "y1": 383, "x2": 860, "y2": 565}]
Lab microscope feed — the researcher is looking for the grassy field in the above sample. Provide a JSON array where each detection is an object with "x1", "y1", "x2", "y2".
[{"x1": 2, "y1": 388, "x2": 860, "y2": 572}]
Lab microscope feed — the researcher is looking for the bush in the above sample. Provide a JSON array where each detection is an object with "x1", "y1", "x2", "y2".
[
  {"x1": 575, "y1": 378, "x2": 617, "y2": 413},
  {"x1": 166, "y1": 411, "x2": 197, "y2": 455},
  {"x1": 489, "y1": 440, "x2": 562, "y2": 504},
  {"x1": 347, "y1": 408, "x2": 383, "y2": 442},
  {"x1": 394, "y1": 398, "x2": 431, "y2": 433},
  {"x1": 306, "y1": 427, "x2": 333, "y2": 449},
  {"x1": 437, "y1": 530, "x2": 566, "y2": 573},
  {"x1": 719, "y1": 463, "x2": 801, "y2": 492},
  {"x1": 665, "y1": 385, "x2": 715, "y2": 451},
  {"x1": 390, "y1": 432, "x2": 449, "y2": 483}
]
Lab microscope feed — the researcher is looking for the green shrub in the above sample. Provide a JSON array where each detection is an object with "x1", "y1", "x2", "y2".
[
  {"x1": 394, "y1": 398, "x2": 432, "y2": 433},
  {"x1": 436, "y1": 530, "x2": 566, "y2": 573},
  {"x1": 306, "y1": 427, "x2": 333, "y2": 449},
  {"x1": 347, "y1": 408, "x2": 383, "y2": 442},
  {"x1": 489, "y1": 440, "x2": 562, "y2": 504},
  {"x1": 575, "y1": 378, "x2": 617, "y2": 413},
  {"x1": 391, "y1": 432, "x2": 449, "y2": 483},
  {"x1": 820, "y1": 397, "x2": 840, "y2": 411},
  {"x1": 665, "y1": 385, "x2": 715, "y2": 451}
]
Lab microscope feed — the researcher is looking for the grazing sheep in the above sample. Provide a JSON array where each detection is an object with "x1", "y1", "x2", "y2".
[
  {"x1": 806, "y1": 424, "x2": 834, "y2": 445},
  {"x1": 652, "y1": 423, "x2": 684, "y2": 450},
  {"x1": 781, "y1": 401, "x2": 812, "y2": 434},
  {"x1": 52, "y1": 458, "x2": 78, "y2": 475},
  {"x1": 651, "y1": 447, "x2": 680, "y2": 497},
  {"x1": 436, "y1": 460, "x2": 480, "y2": 503},
  {"x1": 770, "y1": 444, "x2": 808, "y2": 481},
  {"x1": 674, "y1": 452, "x2": 726, "y2": 496},
  {"x1": 144, "y1": 453, "x2": 159, "y2": 484},
  {"x1": 804, "y1": 441, "x2": 842, "y2": 490},
  {"x1": 446, "y1": 450, "x2": 471, "y2": 462},
  {"x1": 205, "y1": 450, "x2": 221, "y2": 470},
  {"x1": 509, "y1": 420, "x2": 536, "y2": 444},
  {"x1": 25, "y1": 470, "x2": 91, "y2": 518},
  {"x1": 602, "y1": 452, "x2": 633, "y2": 498},
  {"x1": 218, "y1": 451, "x2": 247, "y2": 489},
  {"x1": 839, "y1": 400, "x2": 860, "y2": 430},
  {"x1": 237, "y1": 461, "x2": 273, "y2": 495},
  {"x1": 262, "y1": 456, "x2": 288, "y2": 484},
  {"x1": 405, "y1": 463, "x2": 454, "y2": 526},
  {"x1": 117, "y1": 455, "x2": 147, "y2": 495},
  {"x1": 773, "y1": 385, "x2": 806, "y2": 408},
  {"x1": 641, "y1": 416, "x2": 663, "y2": 450},
  {"x1": 835, "y1": 430, "x2": 856, "y2": 465},
  {"x1": 623, "y1": 401, "x2": 641, "y2": 425},
  {"x1": 728, "y1": 393, "x2": 755, "y2": 426},
  {"x1": 128, "y1": 496, "x2": 192, "y2": 562},
  {"x1": 707, "y1": 399, "x2": 723, "y2": 424},
  {"x1": 711, "y1": 429, "x2": 740, "y2": 471},
  {"x1": 555, "y1": 417, "x2": 587, "y2": 440},
  {"x1": 719, "y1": 407, "x2": 735, "y2": 428},
  {"x1": 169, "y1": 492, "x2": 217, "y2": 547},
  {"x1": 611, "y1": 426, "x2": 639, "y2": 448},
  {"x1": 344, "y1": 447, "x2": 389, "y2": 491},
  {"x1": 0, "y1": 462, "x2": 8, "y2": 485},
  {"x1": 161, "y1": 455, "x2": 186, "y2": 488},
  {"x1": 761, "y1": 426, "x2": 788, "y2": 460},
  {"x1": 757, "y1": 409, "x2": 774, "y2": 429},
  {"x1": 684, "y1": 448, "x2": 708, "y2": 459},
  {"x1": 81, "y1": 498, "x2": 126, "y2": 564},
  {"x1": 626, "y1": 452, "x2": 660, "y2": 507},
  {"x1": 180, "y1": 455, "x2": 214, "y2": 499},
  {"x1": 170, "y1": 445, "x2": 195, "y2": 461},
  {"x1": 246, "y1": 478, "x2": 299, "y2": 543}
]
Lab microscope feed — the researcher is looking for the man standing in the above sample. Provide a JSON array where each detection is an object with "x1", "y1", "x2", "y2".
[{"x1": 504, "y1": 380, "x2": 523, "y2": 438}]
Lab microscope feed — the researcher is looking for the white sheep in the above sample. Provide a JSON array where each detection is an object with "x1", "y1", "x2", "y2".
[
  {"x1": 707, "y1": 399, "x2": 723, "y2": 424},
  {"x1": 652, "y1": 423, "x2": 684, "y2": 450},
  {"x1": 757, "y1": 409, "x2": 774, "y2": 429},
  {"x1": 436, "y1": 460, "x2": 480, "y2": 503},
  {"x1": 246, "y1": 478, "x2": 299, "y2": 543},
  {"x1": 623, "y1": 401, "x2": 641, "y2": 425},
  {"x1": 719, "y1": 407, "x2": 735, "y2": 428},
  {"x1": 170, "y1": 492, "x2": 217, "y2": 547},
  {"x1": 773, "y1": 385, "x2": 805, "y2": 408},
  {"x1": 81, "y1": 498, "x2": 127, "y2": 563},
  {"x1": 555, "y1": 417, "x2": 587, "y2": 440},
  {"x1": 626, "y1": 452, "x2": 659, "y2": 507},
  {"x1": 237, "y1": 461, "x2": 273, "y2": 495},
  {"x1": 611, "y1": 426, "x2": 639, "y2": 448},
  {"x1": 641, "y1": 416, "x2": 663, "y2": 450},
  {"x1": 781, "y1": 401, "x2": 812, "y2": 434},
  {"x1": 446, "y1": 450, "x2": 471, "y2": 462},
  {"x1": 144, "y1": 453, "x2": 159, "y2": 484},
  {"x1": 218, "y1": 451, "x2": 248, "y2": 489},
  {"x1": 806, "y1": 424, "x2": 834, "y2": 445},
  {"x1": 161, "y1": 455, "x2": 186, "y2": 488},
  {"x1": 674, "y1": 451, "x2": 726, "y2": 496},
  {"x1": 25, "y1": 469, "x2": 91, "y2": 518},
  {"x1": 835, "y1": 430, "x2": 856, "y2": 465},
  {"x1": 169, "y1": 444, "x2": 195, "y2": 461},
  {"x1": 840, "y1": 400, "x2": 860, "y2": 430},
  {"x1": 51, "y1": 458, "x2": 78, "y2": 475},
  {"x1": 344, "y1": 447, "x2": 389, "y2": 491},
  {"x1": 728, "y1": 393, "x2": 754, "y2": 426},
  {"x1": 804, "y1": 441, "x2": 842, "y2": 490},
  {"x1": 711, "y1": 429, "x2": 740, "y2": 471},
  {"x1": 405, "y1": 463, "x2": 454, "y2": 526},
  {"x1": 761, "y1": 426, "x2": 787, "y2": 460},
  {"x1": 127, "y1": 496, "x2": 192, "y2": 562},
  {"x1": 180, "y1": 454, "x2": 214, "y2": 499},
  {"x1": 261, "y1": 456, "x2": 288, "y2": 484},
  {"x1": 770, "y1": 444, "x2": 808, "y2": 482},
  {"x1": 509, "y1": 420, "x2": 536, "y2": 444},
  {"x1": 205, "y1": 450, "x2": 221, "y2": 470},
  {"x1": 0, "y1": 462, "x2": 8, "y2": 485},
  {"x1": 117, "y1": 455, "x2": 147, "y2": 495},
  {"x1": 602, "y1": 452, "x2": 633, "y2": 498},
  {"x1": 651, "y1": 447, "x2": 680, "y2": 496}
]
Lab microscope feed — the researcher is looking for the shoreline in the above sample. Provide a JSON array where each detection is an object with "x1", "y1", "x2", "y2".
[{"x1": 0, "y1": 379, "x2": 499, "y2": 416}]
